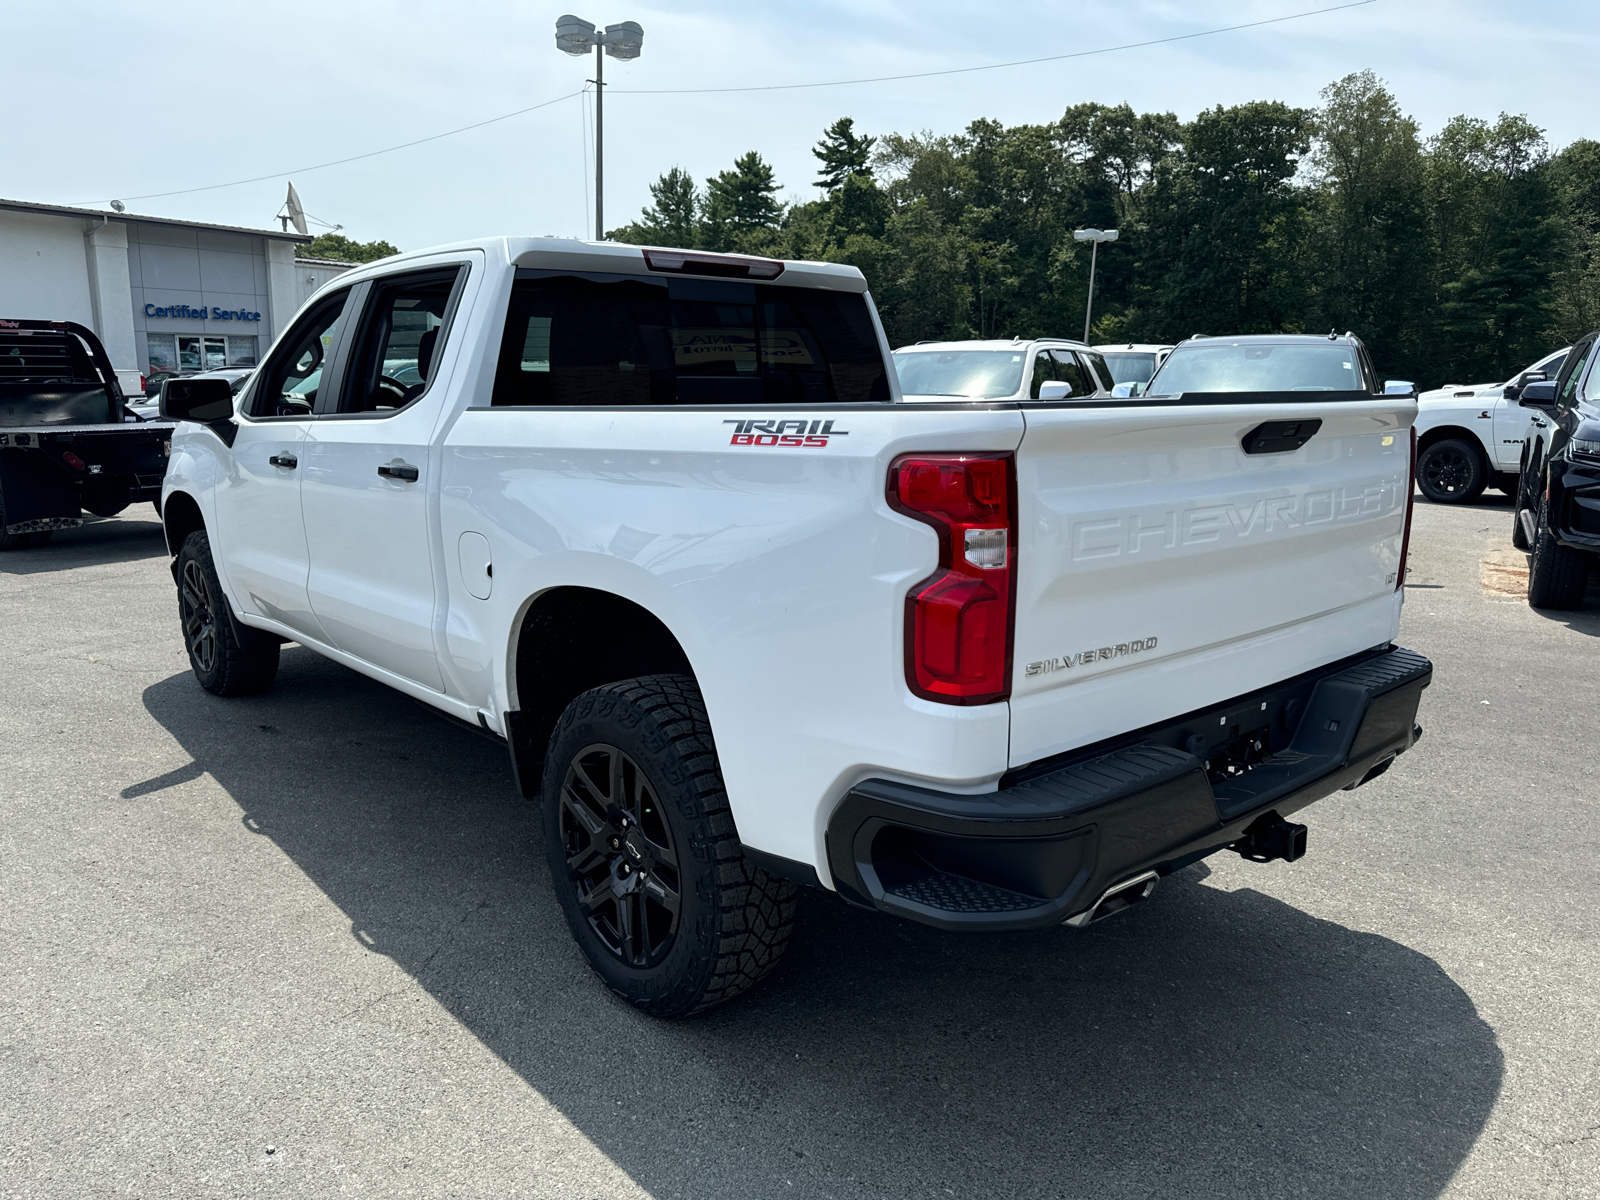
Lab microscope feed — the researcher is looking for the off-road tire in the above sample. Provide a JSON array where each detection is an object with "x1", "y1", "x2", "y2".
[
  {"x1": 176, "y1": 530, "x2": 280, "y2": 695},
  {"x1": 1527, "y1": 489, "x2": 1589, "y2": 610},
  {"x1": 542, "y1": 674, "x2": 797, "y2": 1018},
  {"x1": 1417, "y1": 438, "x2": 1488, "y2": 504}
]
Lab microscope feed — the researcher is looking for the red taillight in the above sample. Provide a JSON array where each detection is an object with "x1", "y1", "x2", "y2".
[
  {"x1": 1396, "y1": 426, "x2": 1417, "y2": 590},
  {"x1": 888, "y1": 453, "x2": 1016, "y2": 705},
  {"x1": 62, "y1": 451, "x2": 86, "y2": 472}
]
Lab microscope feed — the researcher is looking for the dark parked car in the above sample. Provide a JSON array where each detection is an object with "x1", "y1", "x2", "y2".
[{"x1": 1513, "y1": 331, "x2": 1600, "y2": 608}]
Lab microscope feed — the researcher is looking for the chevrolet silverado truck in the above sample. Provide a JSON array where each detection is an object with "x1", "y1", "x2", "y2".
[
  {"x1": 1, "y1": 319, "x2": 174, "y2": 548},
  {"x1": 158, "y1": 238, "x2": 1432, "y2": 1017}
]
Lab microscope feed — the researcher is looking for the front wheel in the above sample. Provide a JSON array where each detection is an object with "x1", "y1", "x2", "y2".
[
  {"x1": 175, "y1": 530, "x2": 280, "y2": 695},
  {"x1": 1527, "y1": 489, "x2": 1590, "y2": 610},
  {"x1": 542, "y1": 674, "x2": 797, "y2": 1018},
  {"x1": 1416, "y1": 438, "x2": 1488, "y2": 504}
]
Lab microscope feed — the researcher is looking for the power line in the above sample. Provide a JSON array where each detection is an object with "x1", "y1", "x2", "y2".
[
  {"x1": 69, "y1": 0, "x2": 1375, "y2": 209},
  {"x1": 72, "y1": 91, "x2": 586, "y2": 207},
  {"x1": 612, "y1": 0, "x2": 1377, "y2": 95}
]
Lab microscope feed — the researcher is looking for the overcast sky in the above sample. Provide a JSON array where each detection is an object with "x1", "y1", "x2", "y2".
[{"x1": 3, "y1": 0, "x2": 1595, "y2": 249}]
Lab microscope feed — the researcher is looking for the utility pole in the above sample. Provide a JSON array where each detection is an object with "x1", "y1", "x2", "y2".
[
  {"x1": 593, "y1": 43, "x2": 603, "y2": 240},
  {"x1": 556, "y1": 16, "x2": 644, "y2": 242}
]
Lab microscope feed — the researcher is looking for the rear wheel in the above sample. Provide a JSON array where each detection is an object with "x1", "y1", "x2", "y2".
[
  {"x1": 1527, "y1": 488, "x2": 1590, "y2": 610},
  {"x1": 1417, "y1": 438, "x2": 1488, "y2": 504},
  {"x1": 542, "y1": 674, "x2": 797, "y2": 1018},
  {"x1": 176, "y1": 530, "x2": 280, "y2": 695}
]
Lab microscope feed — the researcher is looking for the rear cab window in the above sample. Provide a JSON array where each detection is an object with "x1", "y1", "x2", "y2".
[{"x1": 489, "y1": 272, "x2": 890, "y2": 407}]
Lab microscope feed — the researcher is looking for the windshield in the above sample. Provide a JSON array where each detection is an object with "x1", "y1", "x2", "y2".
[
  {"x1": 1149, "y1": 343, "x2": 1365, "y2": 393},
  {"x1": 893, "y1": 350, "x2": 1027, "y2": 398},
  {"x1": 1098, "y1": 352, "x2": 1159, "y2": 386}
]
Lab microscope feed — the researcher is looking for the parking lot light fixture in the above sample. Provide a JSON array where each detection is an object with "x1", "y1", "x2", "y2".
[
  {"x1": 1073, "y1": 227, "x2": 1119, "y2": 343},
  {"x1": 555, "y1": 14, "x2": 645, "y2": 241}
]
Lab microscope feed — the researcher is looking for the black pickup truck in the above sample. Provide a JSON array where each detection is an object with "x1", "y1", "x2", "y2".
[{"x1": 0, "y1": 319, "x2": 173, "y2": 549}]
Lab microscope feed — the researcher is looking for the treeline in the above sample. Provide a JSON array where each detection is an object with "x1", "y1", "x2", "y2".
[{"x1": 609, "y1": 72, "x2": 1600, "y2": 387}]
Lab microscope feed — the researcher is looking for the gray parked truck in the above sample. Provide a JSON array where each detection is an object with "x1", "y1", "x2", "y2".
[{"x1": 0, "y1": 319, "x2": 173, "y2": 548}]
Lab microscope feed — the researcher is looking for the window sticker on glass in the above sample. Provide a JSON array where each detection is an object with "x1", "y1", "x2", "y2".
[
  {"x1": 759, "y1": 329, "x2": 820, "y2": 367},
  {"x1": 672, "y1": 329, "x2": 758, "y2": 372}
]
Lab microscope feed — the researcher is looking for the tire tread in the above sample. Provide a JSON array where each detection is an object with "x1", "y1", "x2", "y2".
[{"x1": 546, "y1": 673, "x2": 797, "y2": 1017}]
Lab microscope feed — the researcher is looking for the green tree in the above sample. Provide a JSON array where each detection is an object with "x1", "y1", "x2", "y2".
[
  {"x1": 1142, "y1": 100, "x2": 1315, "y2": 336},
  {"x1": 1426, "y1": 113, "x2": 1559, "y2": 379},
  {"x1": 298, "y1": 233, "x2": 399, "y2": 263},
  {"x1": 703, "y1": 152, "x2": 784, "y2": 251},
  {"x1": 1307, "y1": 71, "x2": 1431, "y2": 378},
  {"x1": 813, "y1": 117, "x2": 877, "y2": 192},
  {"x1": 608, "y1": 166, "x2": 699, "y2": 247},
  {"x1": 1546, "y1": 139, "x2": 1600, "y2": 342}
]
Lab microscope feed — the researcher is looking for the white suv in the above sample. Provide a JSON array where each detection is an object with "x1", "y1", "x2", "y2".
[{"x1": 893, "y1": 338, "x2": 1114, "y2": 401}]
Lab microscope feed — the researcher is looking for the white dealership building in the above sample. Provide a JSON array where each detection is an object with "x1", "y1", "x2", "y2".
[{"x1": 0, "y1": 197, "x2": 352, "y2": 385}]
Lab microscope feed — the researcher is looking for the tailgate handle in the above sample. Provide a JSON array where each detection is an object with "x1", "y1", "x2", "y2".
[{"x1": 1241, "y1": 419, "x2": 1322, "y2": 455}]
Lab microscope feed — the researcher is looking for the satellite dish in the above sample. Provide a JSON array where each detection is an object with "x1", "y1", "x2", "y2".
[
  {"x1": 109, "y1": 199, "x2": 126, "y2": 213},
  {"x1": 283, "y1": 182, "x2": 309, "y2": 236}
]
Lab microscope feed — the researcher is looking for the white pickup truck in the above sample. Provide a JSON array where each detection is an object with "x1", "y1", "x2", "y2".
[{"x1": 159, "y1": 238, "x2": 1432, "y2": 1017}]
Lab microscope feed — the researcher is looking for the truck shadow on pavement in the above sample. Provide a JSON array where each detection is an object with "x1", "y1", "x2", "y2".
[
  {"x1": 0, "y1": 512, "x2": 168, "y2": 575},
  {"x1": 139, "y1": 649, "x2": 1502, "y2": 1200}
]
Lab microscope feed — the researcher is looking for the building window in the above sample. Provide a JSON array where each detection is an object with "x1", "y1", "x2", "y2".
[
  {"x1": 226, "y1": 336, "x2": 258, "y2": 367},
  {"x1": 146, "y1": 333, "x2": 177, "y2": 373}
]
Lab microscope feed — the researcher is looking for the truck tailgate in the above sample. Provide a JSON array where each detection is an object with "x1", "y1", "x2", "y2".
[{"x1": 1010, "y1": 398, "x2": 1412, "y2": 767}]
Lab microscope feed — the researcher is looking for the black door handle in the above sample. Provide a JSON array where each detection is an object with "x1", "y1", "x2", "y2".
[
  {"x1": 269, "y1": 454, "x2": 298, "y2": 469},
  {"x1": 377, "y1": 463, "x2": 419, "y2": 482}
]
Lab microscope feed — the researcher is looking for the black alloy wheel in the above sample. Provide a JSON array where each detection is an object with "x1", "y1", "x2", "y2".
[
  {"x1": 542, "y1": 675, "x2": 798, "y2": 1017},
  {"x1": 174, "y1": 530, "x2": 280, "y2": 695},
  {"x1": 558, "y1": 743, "x2": 682, "y2": 969},
  {"x1": 1417, "y1": 438, "x2": 1488, "y2": 504},
  {"x1": 180, "y1": 556, "x2": 220, "y2": 676}
]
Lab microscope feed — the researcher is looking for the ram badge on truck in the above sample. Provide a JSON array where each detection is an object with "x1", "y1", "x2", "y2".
[{"x1": 159, "y1": 238, "x2": 1432, "y2": 1017}]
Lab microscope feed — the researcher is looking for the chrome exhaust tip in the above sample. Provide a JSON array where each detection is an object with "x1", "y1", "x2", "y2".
[{"x1": 1063, "y1": 870, "x2": 1159, "y2": 928}]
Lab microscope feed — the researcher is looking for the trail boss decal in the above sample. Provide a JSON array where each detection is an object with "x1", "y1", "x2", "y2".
[
  {"x1": 724, "y1": 419, "x2": 849, "y2": 447},
  {"x1": 1026, "y1": 636, "x2": 1158, "y2": 677}
]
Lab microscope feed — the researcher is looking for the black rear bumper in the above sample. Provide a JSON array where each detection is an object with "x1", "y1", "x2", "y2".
[{"x1": 827, "y1": 645, "x2": 1431, "y2": 931}]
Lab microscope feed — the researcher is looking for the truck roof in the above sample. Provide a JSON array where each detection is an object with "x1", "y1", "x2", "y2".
[{"x1": 313, "y1": 237, "x2": 869, "y2": 294}]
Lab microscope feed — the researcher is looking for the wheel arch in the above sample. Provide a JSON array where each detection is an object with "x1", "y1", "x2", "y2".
[
  {"x1": 1416, "y1": 423, "x2": 1490, "y2": 459},
  {"x1": 506, "y1": 585, "x2": 696, "y2": 787},
  {"x1": 161, "y1": 490, "x2": 205, "y2": 560}
]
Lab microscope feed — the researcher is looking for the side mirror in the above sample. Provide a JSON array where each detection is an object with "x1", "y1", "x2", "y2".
[
  {"x1": 1518, "y1": 379, "x2": 1558, "y2": 410},
  {"x1": 1037, "y1": 381, "x2": 1073, "y2": 401},
  {"x1": 1110, "y1": 382, "x2": 1136, "y2": 398},
  {"x1": 1504, "y1": 371, "x2": 1545, "y2": 401},
  {"x1": 160, "y1": 377, "x2": 235, "y2": 423},
  {"x1": 1384, "y1": 380, "x2": 1415, "y2": 397}
]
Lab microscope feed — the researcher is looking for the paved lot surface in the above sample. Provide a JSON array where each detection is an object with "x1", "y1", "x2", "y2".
[{"x1": 2, "y1": 495, "x2": 1597, "y2": 1200}]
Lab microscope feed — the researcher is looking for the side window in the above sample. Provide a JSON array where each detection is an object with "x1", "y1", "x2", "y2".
[
  {"x1": 336, "y1": 268, "x2": 463, "y2": 414},
  {"x1": 1049, "y1": 350, "x2": 1093, "y2": 397},
  {"x1": 1558, "y1": 337, "x2": 1595, "y2": 406},
  {"x1": 1079, "y1": 350, "x2": 1113, "y2": 392},
  {"x1": 1028, "y1": 350, "x2": 1057, "y2": 399},
  {"x1": 489, "y1": 273, "x2": 891, "y2": 407},
  {"x1": 248, "y1": 290, "x2": 350, "y2": 418}
]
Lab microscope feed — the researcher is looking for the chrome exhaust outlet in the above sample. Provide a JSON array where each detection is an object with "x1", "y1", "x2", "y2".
[{"x1": 1064, "y1": 870, "x2": 1159, "y2": 928}]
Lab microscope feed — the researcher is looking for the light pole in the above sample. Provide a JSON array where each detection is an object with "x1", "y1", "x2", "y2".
[
  {"x1": 1073, "y1": 227, "x2": 1118, "y2": 343},
  {"x1": 556, "y1": 14, "x2": 644, "y2": 241}
]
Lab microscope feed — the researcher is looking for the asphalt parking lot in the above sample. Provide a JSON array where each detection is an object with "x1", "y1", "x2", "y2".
[{"x1": 2, "y1": 495, "x2": 1597, "y2": 1200}]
